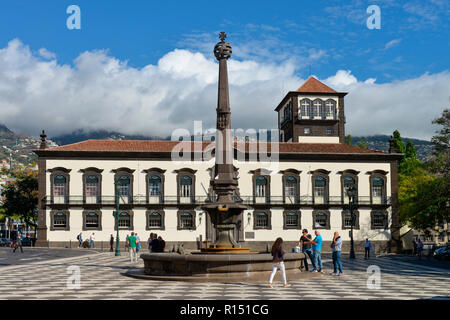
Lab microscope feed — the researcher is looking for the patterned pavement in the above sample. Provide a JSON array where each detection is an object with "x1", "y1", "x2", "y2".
[{"x1": 0, "y1": 251, "x2": 449, "y2": 300}]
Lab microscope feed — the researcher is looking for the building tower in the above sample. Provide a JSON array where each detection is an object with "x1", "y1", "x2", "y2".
[{"x1": 275, "y1": 76, "x2": 348, "y2": 144}]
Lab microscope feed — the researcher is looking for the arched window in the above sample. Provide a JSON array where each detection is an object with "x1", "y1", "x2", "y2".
[
  {"x1": 255, "y1": 212, "x2": 269, "y2": 228},
  {"x1": 53, "y1": 212, "x2": 67, "y2": 229},
  {"x1": 371, "y1": 177, "x2": 385, "y2": 204},
  {"x1": 117, "y1": 175, "x2": 131, "y2": 203},
  {"x1": 179, "y1": 175, "x2": 193, "y2": 203},
  {"x1": 85, "y1": 175, "x2": 99, "y2": 203},
  {"x1": 325, "y1": 99, "x2": 337, "y2": 119},
  {"x1": 85, "y1": 212, "x2": 99, "y2": 228},
  {"x1": 179, "y1": 212, "x2": 194, "y2": 229},
  {"x1": 343, "y1": 176, "x2": 356, "y2": 204},
  {"x1": 118, "y1": 212, "x2": 131, "y2": 228},
  {"x1": 313, "y1": 99, "x2": 323, "y2": 118},
  {"x1": 284, "y1": 176, "x2": 298, "y2": 203},
  {"x1": 314, "y1": 176, "x2": 327, "y2": 204},
  {"x1": 148, "y1": 175, "x2": 162, "y2": 203},
  {"x1": 300, "y1": 99, "x2": 312, "y2": 118},
  {"x1": 53, "y1": 175, "x2": 67, "y2": 204},
  {"x1": 255, "y1": 176, "x2": 268, "y2": 203},
  {"x1": 148, "y1": 212, "x2": 162, "y2": 228}
]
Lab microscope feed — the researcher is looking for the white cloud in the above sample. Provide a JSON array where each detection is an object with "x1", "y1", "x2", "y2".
[
  {"x1": 384, "y1": 39, "x2": 402, "y2": 50},
  {"x1": 38, "y1": 48, "x2": 56, "y2": 60},
  {"x1": 0, "y1": 39, "x2": 447, "y2": 141}
]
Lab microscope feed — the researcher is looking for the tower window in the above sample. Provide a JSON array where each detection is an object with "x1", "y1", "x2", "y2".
[
  {"x1": 300, "y1": 99, "x2": 312, "y2": 118},
  {"x1": 326, "y1": 128, "x2": 333, "y2": 135},
  {"x1": 304, "y1": 128, "x2": 311, "y2": 135}
]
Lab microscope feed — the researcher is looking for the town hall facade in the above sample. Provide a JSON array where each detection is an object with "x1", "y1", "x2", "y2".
[{"x1": 34, "y1": 77, "x2": 402, "y2": 253}]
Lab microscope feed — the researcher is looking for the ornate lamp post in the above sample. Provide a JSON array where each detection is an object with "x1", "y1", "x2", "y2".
[
  {"x1": 113, "y1": 180, "x2": 121, "y2": 256},
  {"x1": 346, "y1": 185, "x2": 357, "y2": 259}
]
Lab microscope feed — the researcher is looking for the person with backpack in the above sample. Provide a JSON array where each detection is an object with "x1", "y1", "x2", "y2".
[{"x1": 268, "y1": 237, "x2": 291, "y2": 288}]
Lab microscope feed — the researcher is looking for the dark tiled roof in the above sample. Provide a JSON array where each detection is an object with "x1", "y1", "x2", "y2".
[{"x1": 46, "y1": 139, "x2": 383, "y2": 154}]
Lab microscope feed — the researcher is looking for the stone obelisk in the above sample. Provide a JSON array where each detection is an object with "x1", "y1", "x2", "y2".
[{"x1": 201, "y1": 32, "x2": 249, "y2": 253}]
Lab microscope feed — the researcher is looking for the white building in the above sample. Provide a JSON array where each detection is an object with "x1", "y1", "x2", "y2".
[{"x1": 34, "y1": 77, "x2": 402, "y2": 253}]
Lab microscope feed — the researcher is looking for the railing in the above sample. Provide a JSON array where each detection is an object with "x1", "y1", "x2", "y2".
[
  {"x1": 43, "y1": 195, "x2": 391, "y2": 206},
  {"x1": 298, "y1": 114, "x2": 338, "y2": 121}
]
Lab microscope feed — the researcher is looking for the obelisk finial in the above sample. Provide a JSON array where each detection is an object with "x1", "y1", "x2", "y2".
[{"x1": 214, "y1": 32, "x2": 232, "y2": 61}]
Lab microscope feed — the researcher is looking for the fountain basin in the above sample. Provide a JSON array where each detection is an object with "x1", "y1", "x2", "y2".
[{"x1": 139, "y1": 252, "x2": 305, "y2": 277}]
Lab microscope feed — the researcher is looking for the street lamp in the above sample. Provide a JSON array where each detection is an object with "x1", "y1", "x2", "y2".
[
  {"x1": 346, "y1": 184, "x2": 357, "y2": 259},
  {"x1": 113, "y1": 180, "x2": 121, "y2": 256}
]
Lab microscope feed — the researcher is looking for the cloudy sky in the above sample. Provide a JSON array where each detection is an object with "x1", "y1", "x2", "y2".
[{"x1": 0, "y1": 0, "x2": 449, "y2": 141}]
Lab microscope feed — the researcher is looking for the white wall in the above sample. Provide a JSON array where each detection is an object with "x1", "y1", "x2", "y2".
[{"x1": 44, "y1": 158, "x2": 392, "y2": 242}]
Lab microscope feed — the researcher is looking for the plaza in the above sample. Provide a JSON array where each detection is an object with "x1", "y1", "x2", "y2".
[{"x1": 1, "y1": 248, "x2": 448, "y2": 300}]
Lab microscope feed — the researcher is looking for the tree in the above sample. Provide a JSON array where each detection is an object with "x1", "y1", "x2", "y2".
[
  {"x1": 345, "y1": 134, "x2": 352, "y2": 145},
  {"x1": 393, "y1": 130, "x2": 406, "y2": 154},
  {"x1": 359, "y1": 140, "x2": 367, "y2": 148},
  {"x1": 400, "y1": 140, "x2": 421, "y2": 175},
  {"x1": 431, "y1": 108, "x2": 449, "y2": 154},
  {"x1": 399, "y1": 109, "x2": 450, "y2": 230},
  {"x1": 405, "y1": 140, "x2": 417, "y2": 159},
  {"x1": 0, "y1": 169, "x2": 38, "y2": 242}
]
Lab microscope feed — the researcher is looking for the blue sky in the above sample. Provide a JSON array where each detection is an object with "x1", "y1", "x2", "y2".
[
  {"x1": 0, "y1": 0, "x2": 448, "y2": 139},
  {"x1": 1, "y1": 0, "x2": 448, "y2": 82}
]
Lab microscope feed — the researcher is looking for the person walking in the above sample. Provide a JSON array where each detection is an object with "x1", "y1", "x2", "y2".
[
  {"x1": 304, "y1": 230, "x2": 323, "y2": 273},
  {"x1": 364, "y1": 238, "x2": 372, "y2": 259},
  {"x1": 109, "y1": 234, "x2": 114, "y2": 252},
  {"x1": 331, "y1": 232, "x2": 343, "y2": 276},
  {"x1": 417, "y1": 238, "x2": 424, "y2": 260},
  {"x1": 13, "y1": 232, "x2": 24, "y2": 253},
  {"x1": 125, "y1": 234, "x2": 129, "y2": 250},
  {"x1": 128, "y1": 232, "x2": 138, "y2": 263},
  {"x1": 268, "y1": 237, "x2": 291, "y2": 288},
  {"x1": 89, "y1": 233, "x2": 95, "y2": 248},
  {"x1": 298, "y1": 229, "x2": 314, "y2": 271},
  {"x1": 77, "y1": 233, "x2": 83, "y2": 248}
]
